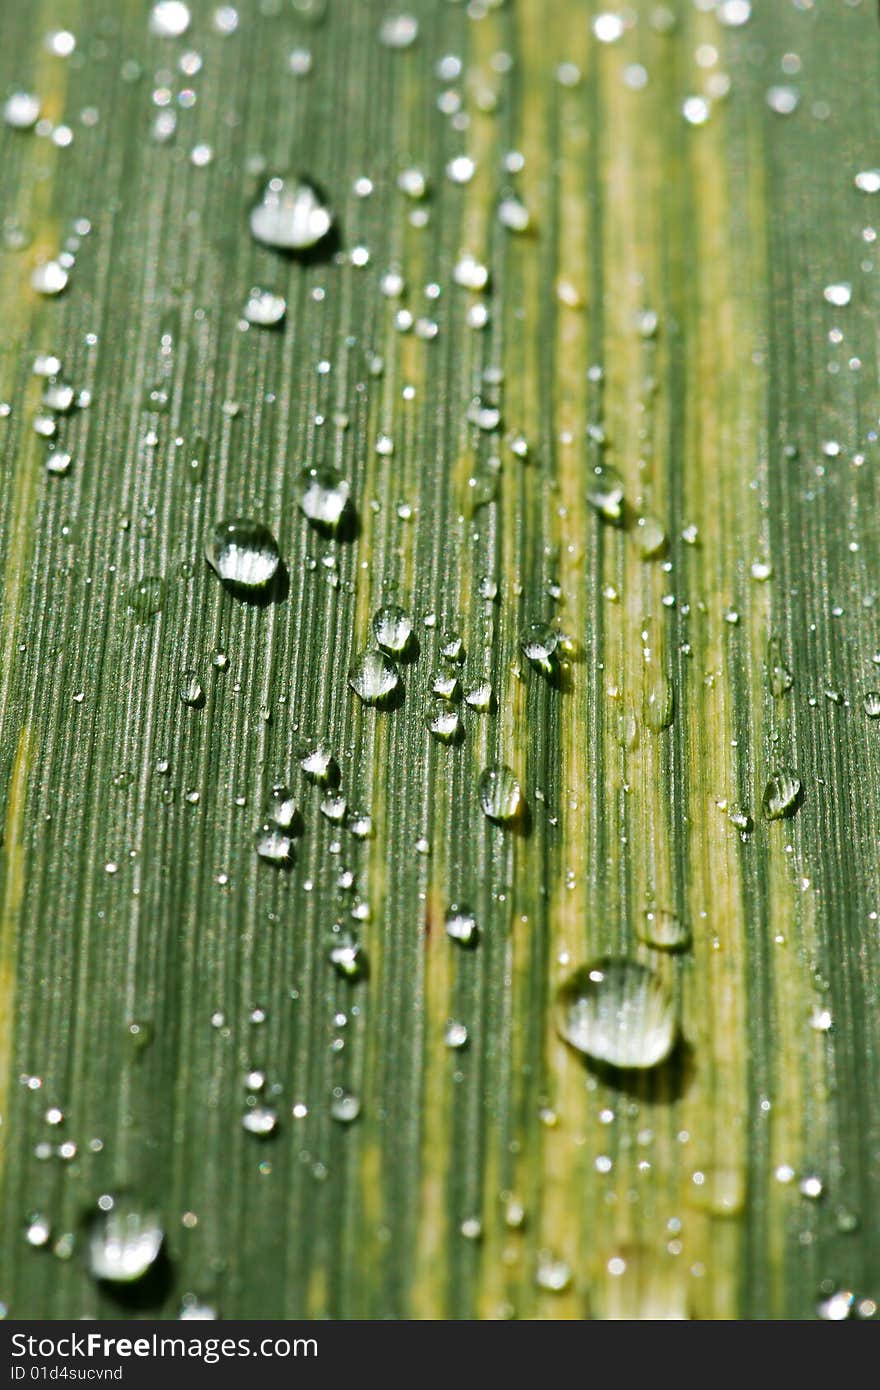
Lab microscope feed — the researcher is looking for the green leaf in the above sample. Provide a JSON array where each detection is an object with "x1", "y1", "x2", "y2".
[{"x1": 0, "y1": 0, "x2": 877, "y2": 1321}]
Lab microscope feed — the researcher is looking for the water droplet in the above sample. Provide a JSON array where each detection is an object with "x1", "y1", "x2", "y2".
[
  {"x1": 425, "y1": 700, "x2": 461, "y2": 743},
  {"x1": 556, "y1": 958, "x2": 676, "y2": 1070},
  {"x1": 536, "y1": 1252, "x2": 571, "y2": 1292},
  {"x1": 205, "y1": 518, "x2": 280, "y2": 592},
  {"x1": 823, "y1": 282, "x2": 852, "y2": 308},
  {"x1": 767, "y1": 635, "x2": 793, "y2": 696},
  {"x1": 863, "y1": 691, "x2": 880, "y2": 718},
  {"x1": 817, "y1": 1290, "x2": 854, "y2": 1321},
  {"x1": 243, "y1": 288, "x2": 287, "y2": 327},
  {"x1": 242, "y1": 1106, "x2": 278, "y2": 1137},
  {"x1": 179, "y1": 670, "x2": 204, "y2": 707},
  {"x1": 255, "y1": 825, "x2": 294, "y2": 865},
  {"x1": 638, "y1": 909, "x2": 690, "y2": 952},
  {"x1": 465, "y1": 680, "x2": 493, "y2": 712},
  {"x1": 250, "y1": 176, "x2": 334, "y2": 254},
  {"x1": 4, "y1": 92, "x2": 40, "y2": 130},
  {"x1": 445, "y1": 906, "x2": 478, "y2": 947},
  {"x1": 444, "y1": 1020, "x2": 468, "y2": 1049},
  {"x1": 372, "y1": 604, "x2": 413, "y2": 656},
  {"x1": 478, "y1": 765, "x2": 522, "y2": 824},
  {"x1": 644, "y1": 674, "x2": 674, "y2": 732},
  {"x1": 127, "y1": 575, "x2": 165, "y2": 622},
  {"x1": 521, "y1": 622, "x2": 558, "y2": 676},
  {"x1": 25, "y1": 1213, "x2": 51, "y2": 1247},
  {"x1": 636, "y1": 515, "x2": 666, "y2": 558},
  {"x1": 299, "y1": 741, "x2": 339, "y2": 786},
  {"x1": 762, "y1": 769, "x2": 802, "y2": 821},
  {"x1": 31, "y1": 261, "x2": 69, "y2": 296},
  {"x1": 498, "y1": 195, "x2": 530, "y2": 233},
  {"x1": 329, "y1": 932, "x2": 366, "y2": 980},
  {"x1": 379, "y1": 12, "x2": 418, "y2": 48},
  {"x1": 320, "y1": 792, "x2": 347, "y2": 822},
  {"x1": 348, "y1": 650, "x2": 400, "y2": 706},
  {"x1": 268, "y1": 785, "x2": 298, "y2": 829},
  {"x1": 46, "y1": 451, "x2": 72, "y2": 476},
  {"x1": 855, "y1": 169, "x2": 880, "y2": 194},
  {"x1": 454, "y1": 253, "x2": 489, "y2": 290},
  {"x1": 593, "y1": 1245, "x2": 689, "y2": 1319},
  {"x1": 298, "y1": 465, "x2": 353, "y2": 536},
  {"x1": 150, "y1": 2, "x2": 191, "y2": 37},
  {"x1": 87, "y1": 1199, "x2": 163, "y2": 1285},
  {"x1": 330, "y1": 1093, "x2": 360, "y2": 1124},
  {"x1": 587, "y1": 466, "x2": 625, "y2": 523}
]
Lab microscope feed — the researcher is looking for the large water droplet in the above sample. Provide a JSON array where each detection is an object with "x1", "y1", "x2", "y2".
[
  {"x1": 298, "y1": 465, "x2": 354, "y2": 536},
  {"x1": 250, "y1": 177, "x2": 334, "y2": 253},
  {"x1": 205, "y1": 518, "x2": 280, "y2": 592},
  {"x1": 149, "y1": 2, "x2": 191, "y2": 37},
  {"x1": 556, "y1": 958, "x2": 676, "y2": 1070},
  {"x1": 348, "y1": 650, "x2": 400, "y2": 706},
  {"x1": 479, "y1": 765, "x2": 522, "y2": 823},
  {"x1": 425, "y1": 700, "x2": 462, "y2": 743},
  {"x1": 3, "y1": 92, "x2": 40, "y2": 130},
  {"x1": 762, "y1": 769, "x2": 802, "y2": 820},
  {"x1": 87, "y1": 1199, "x2": 163, "y2": 1285},
  {"x1": 255, "y1": 825, "x2": 294, "y2": 865},
  {"x1": 243, "y1": 288, "x2": 287, "y2": 327}
]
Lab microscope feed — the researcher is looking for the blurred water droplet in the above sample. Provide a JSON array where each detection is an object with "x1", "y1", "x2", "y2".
[
  {"x1": 348, "y1": 650, "x2": 400, "y2": 706},
  {"x1": 45, "y1": 451, "x2": 72, "y2": 476},
  {"x1": 87, "y1": 1199, "x2": 163, "y2": 1285},
  {"x1": 444, "y1": 1020, "x2": 468, "y2": 1049},
  {"x1": 242, "y1": 1106, "x2": 278, "y2": 1137},
  {"x1": 250, "y1": 177, "x2": 334, "y2": 253},
  {"x1": 535, "y1": 1252, "x2": 571, "y2": 1292},
  {"x1": 329, "y1": 932, "x2": 366, "y2": 979},
  {"x1": 205, "y1": 518, "x2": 280, "y2": 592},
  {"x1": 25, "y1": 1213, "x2": 51, "y2": 1247},
  {"x1": 762, "y1": 769, "x2": 802, "y2": 821},
  {"x1": 636, "y1": 515, "x2": 666, "y2": 559},
  {"x1": 330, "y1": 1093, "x2": 361, "y2": 1124},
  {"x1": 556, "y1": 959, "x2": 676, "y2": 1070},
  {"x1": 498, "y1": 194, "x2": 530, "y2": 233},
  {"x1": 373, "y1": 604, "x2": 413, "y2": 656},
  {"x1": 4, "y1": 92, "x2": 40, "y2": 130},
  {"x1": 823, "y1": 282, "x2": 851, "y2": 308},
  {"x1": 479, "y1": 765, "x2": 522, "y2": 823},
  {"x1": 150, "y1": 1, "x2": 191, "y2": 37},
  {"x1": 299, "y1": 465, "x2": 353, "y2": 535},
  {"x1": 817, "y1": 1290, "x2": 854, "y2": 1321},
  {"x1": 638, "y1": 909, "x2": 690, "y2": 952},
  {"x1": 244, "y1": 288, "x2": 287, "y2": 327},
  {"x1": 31, "y1": 261, "x2": 69, "y2": 296},
  {"x1": 379, "y1": 13, "x2": 418, "y2": 48},
  {"x1": 593, "y1": 1245, "x2": 689, "y2": 1319}
]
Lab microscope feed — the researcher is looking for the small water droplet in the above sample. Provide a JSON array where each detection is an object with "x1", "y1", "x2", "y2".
[
  {"x1": 298, "y1": 465, "x2": 354, "y2": 536},
  {"x1": 255, "y1": 825, "x2": 294, "y2": 865},
  {"x1": 127, "y1": 575, "x2": 165, "y2": 622},
  {"x1": 379, "y1": 13, "x2": 418, "y2": 48},
  {"x1": 87, "y1": 1199, "x2": 163, "y2": 1285},
  {"x1": 587, "y1": 466, "x2": 625, "y2": 523},
  {"x1": 444, "y1": 1020, "x2": 468, "y2": 1049},
  {"x1": 348, "y1": 650, "x2": 400, "y2": 706},
  {"x1": 179, "y1": 670, "x2": 205, "y2": 707},
  {"x1": 521, "y1": 622, "x2": 558, "y2": 676},
  {"x1": 767, "y1": 635, "x2": 793, "y2": 697},
  {"x1": 556, "y1": 958, "x2": 676, "y2": 1070},
  {"x1": 762, "y1": 769, "x2": 802, "y2": 821},
  {"x1": 372, "y1": 604, "x2": 413, "y2": 656},
  {"x1": 644, "y1": 674, "x2": 674, "y2": 732},
  {"x1": 478, "y1": 765, "x2": 522, "y2": 823},
  {"x1": 425, "y1": 699, "x2": 462, "y2": 743},
  {"x1": 638, "y1": 909, "x2": 690, "y2": 952},
  {"x1": 250, "y1": 176, "x2": 334, "y2": 254},
  {"x1": 863, "y1": 690, "x2": 880, "y2": 718},
  {"x1": 330, "y1": 1092, "x2": 361, "y2": 1124},
  {"x1": 205, "y1": 518, "x2": 281, "y2": 592},
  {"x1": 299, "y1": 741, "x2": 339, "y2": 786},
  {"x1": 445, "y1": 906, "x2": 478, "y2": 947},
  {"x1": 242, "y1": 1106, "x2": 278, "y2": 1137},
  {"x1": 464, "y1": 680, "x2": 493, "y2": 712},
  {"x1": 329, "y1": 932, "x2": 366, "y2": 980}
]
